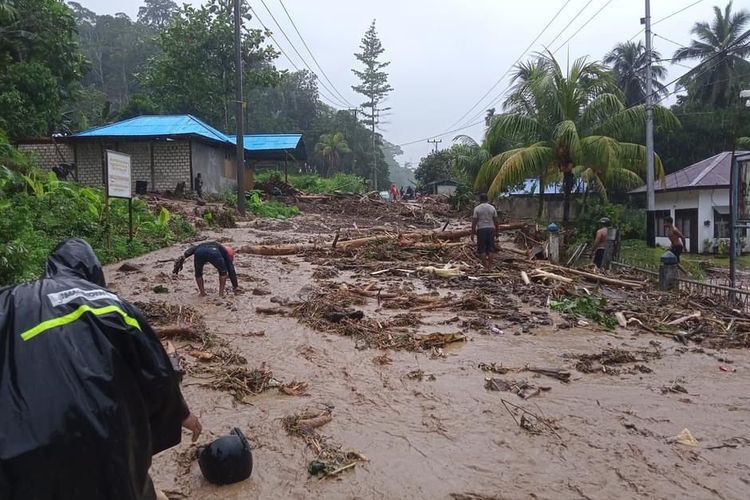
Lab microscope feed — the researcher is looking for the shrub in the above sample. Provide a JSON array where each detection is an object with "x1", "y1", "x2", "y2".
[
  {"x1": 573, "y1": 203, "x2": 646, "y2": 243},
  {"x1": 0, "y1": 143, "x2": 195, "y2": 285}
]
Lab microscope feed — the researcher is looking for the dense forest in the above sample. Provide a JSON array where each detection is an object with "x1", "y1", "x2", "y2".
[
  {"x1": 0, "y1": 0, "x2": 398, "y2": 188},
  {"x1": 1, "y1": 0, "x2": 749, "y2": 196}
]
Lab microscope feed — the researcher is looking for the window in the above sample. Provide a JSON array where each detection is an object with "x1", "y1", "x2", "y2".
[
  {"x1": 653, "y1": 210, "x2": 671, "y2": 237},
  {"x1": 714, "y1": 207, "x2": 731, "y2": 239}
]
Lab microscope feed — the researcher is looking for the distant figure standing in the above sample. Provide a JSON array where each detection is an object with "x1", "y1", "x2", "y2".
[
  {"x1": 390, "y1": 183, "x2": 399, "y2": 202},
  {"x1": 406, "y1": 186, "x2": 414, "y2": 199},
  {"x1": 195, "y1": 173, "x2": 203, "y2": 199},
  {"x1": 664, "y1": 216, "x2": 687, "y2": 262},
  {"x1": 592, "y1": 217, "x2": 611, "y2": 268},
  {"x1": 471, "y1": 193, "x2": 499, "y2": 270}
]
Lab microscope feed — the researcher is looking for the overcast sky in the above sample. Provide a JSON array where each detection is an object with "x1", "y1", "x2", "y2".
[{"x1": 77, "y1": 0, "x2": 720, "y2": 167}]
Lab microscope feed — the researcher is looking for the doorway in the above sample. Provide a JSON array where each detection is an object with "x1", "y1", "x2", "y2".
[{"x1": 675, "y1": 208, "x2": 699, "y2": 253}]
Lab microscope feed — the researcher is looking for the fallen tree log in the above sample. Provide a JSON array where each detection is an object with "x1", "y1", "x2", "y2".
[
  {"x1": 542, "y1": 264, "x2": 643, "y2": 289},
  {"x1": 239, "y1": 223, "x2": 528, "y2": 256}
]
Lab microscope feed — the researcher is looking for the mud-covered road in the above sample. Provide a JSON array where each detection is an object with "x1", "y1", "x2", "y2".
[{"x1": 106, "y1": 213, "x2": 750, "y2": 500}]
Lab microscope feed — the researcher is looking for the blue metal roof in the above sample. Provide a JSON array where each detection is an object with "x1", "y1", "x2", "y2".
[
  {"x1": 226, "y1": 134, "x2": 303, "y2": 151},
  {"x1": 71, "y1": 115, "x2": 307, "y2": 159},
  {"x1": 507, "y1": 178, "x2": 586, "y2": 195},
  {"x1": 73, "y1": 115, "x2": 229, "y2": 144}
]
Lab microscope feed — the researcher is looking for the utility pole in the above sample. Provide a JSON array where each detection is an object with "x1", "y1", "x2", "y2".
[
  {"x1": 427, "y1": 139, "x2": 443, "y2": 153},
  {"x1": 643, "y1": 0, "x2": 655, "y2": 212},
  {"x1": 371, "y1": 108, "x2": 378, "y2": 190},
  {"x1": 234, "y1": 0, "x2": 245, "y2": 215}
]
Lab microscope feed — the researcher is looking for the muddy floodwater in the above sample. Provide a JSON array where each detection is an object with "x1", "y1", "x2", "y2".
[{"x1": 105, "y1": 214, "x2": 750, "y2": 500}]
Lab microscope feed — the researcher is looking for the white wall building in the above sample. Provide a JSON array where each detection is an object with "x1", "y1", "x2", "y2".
[{"x1": 631, "y1": 151, "x2": 749, "y2": 254}]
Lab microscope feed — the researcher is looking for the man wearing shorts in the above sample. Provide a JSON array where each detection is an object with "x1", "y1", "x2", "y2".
[
  {"x1": 471, "y1": 193, "x2": 499, "y2": 270},
  {"x1": 664, "y1": 216, "x2": 686, "y2": 262},
  {"x1": 592, "y1": 217, "x2": 610, "y2": 268},
  {"x1": 175, "y1": 242, "x2": 239, "y2": 296}
]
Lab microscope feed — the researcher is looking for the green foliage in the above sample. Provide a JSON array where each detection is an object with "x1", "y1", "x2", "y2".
[
  {"x1": 603, "y1": 41, "x2": 668, "y2": 107},
  {"x1": 475, "y1": 51, "x2": 679, "y2": 221},
  {"x1": 550, "y1": 296, "x2": 618, "y2": 330},
  {"x1": 672, "y1": 1, "x2": 750, "y2": 108},
  {"x1": 351, "y1": 20, "x2": 393, "y2": 189},
  {"x1": 315, "y1": 132, "x2": 352, "y2": 176},
  {"x1": 142, "y1": 0, "x2": 279, "y2": 131},
  {"x1": 247, "y1": 192, "x2": 299, "y2": 219},
  {"x1": 256, "y1": 171, "x2": 365, "y2": 194},
  {"x1": 0, "y1": 140, "x2": 195, "y2": 285},
  {"x1": 573, "y1": 203, "x2": 646, "y2": 243},
  {"x1": 0, "y1": 0, "x2": 86, "y2": 139},
  {"x1": 448, "y1": 184, "x2": 475, "y2": 212},
  {"x1": 415, "y1": 150, "x2": 454, "y2": 187}
]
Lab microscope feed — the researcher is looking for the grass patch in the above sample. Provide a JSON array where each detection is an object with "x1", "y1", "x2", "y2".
[
  {"x1": 255, "y1": 171, "x2": 365, "y2": 194},
  {"x1": 619, "y1": 240, "x2": 709, "y2": 279},
  {"x1": 247, "y1": 191, "x2": 299, "y2": 219}
]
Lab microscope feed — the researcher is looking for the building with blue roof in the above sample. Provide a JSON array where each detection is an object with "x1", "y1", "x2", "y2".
[{"x1": 17, "y1": 114, "x2": 306, "y2": 195}]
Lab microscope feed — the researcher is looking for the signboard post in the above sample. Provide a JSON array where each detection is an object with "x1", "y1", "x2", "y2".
[{"x1": 105, "y1": 150, "x2": 133, "y2": 242}]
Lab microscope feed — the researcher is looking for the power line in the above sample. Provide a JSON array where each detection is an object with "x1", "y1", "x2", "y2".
[
  {"x1": 628, "y1": 0, "x2": 705, "y2": 41},
  {"x1": 275, "y1": 0, "x2": 355, "y2": 108},
  {"x1": 553, "y1": 0, "x2": 616, "y2": 54},
  {"x1": 248, "y1": 5, "x2": 345, "y2": 109},
  {"x1": 397, "y1": 118, "x2": 485, "y2": 148},
  {"x1": 257, "y1": 0, "x2": 350, "y2": 108},
  {"x1": 443, "y1": 0, "x2": 574, "y2": 132},
  {"x1": 544, "y1": 0, "x2": 595, "y2": 51},
  {"x1": 460, "y1": 0, "x2": 607, "y2": 129}
]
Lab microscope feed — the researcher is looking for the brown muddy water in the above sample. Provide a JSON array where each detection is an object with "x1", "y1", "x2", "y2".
[{"x1": 105, "y1": 217, "x2": 750, "y2": 500}]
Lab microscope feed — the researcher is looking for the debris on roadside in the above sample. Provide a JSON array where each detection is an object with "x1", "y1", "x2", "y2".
[
  {"x1": 485, "y1": 378, "x2": 550, "y2": 399},
  {"x1": 571, "y1": 348, "x2": 661, "y2": 375},
  {"x1": 283, "y1": 409, "x2": 367, "y2": 478}
]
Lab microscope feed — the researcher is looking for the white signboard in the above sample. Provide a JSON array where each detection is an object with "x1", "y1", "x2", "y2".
[{"x1": 106, "y1": 150, "x2": 132, "y2": 199}]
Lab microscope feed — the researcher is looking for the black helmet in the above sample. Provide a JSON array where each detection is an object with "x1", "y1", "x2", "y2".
[{"x1": 198, "y1": 428, "x2": 253, "y2": 485}]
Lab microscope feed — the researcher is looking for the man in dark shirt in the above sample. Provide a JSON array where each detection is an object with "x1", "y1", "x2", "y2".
[
  {"x1": 175, "y1": 242, "x2": 239, "y2": 296},
  {"x1": 194, "y1": 173, "x2": 203, "y2": 199}
]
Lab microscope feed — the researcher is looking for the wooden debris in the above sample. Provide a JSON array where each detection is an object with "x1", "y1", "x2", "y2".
[
  {"x1": 529, "y1": 269, "x2": 573, "y2": 284},
  {"x1": 666, "y1": 311, "x2": 701, "y2": 326},
  {"x1": 543, "y1": 264, "x2": 643, "y2": 288},
  {"x1": 615, "y1": 312, "x2": 628, "y2": 328},
  {"x1": 520, "y1": 271, "x2": 531, "y2": 285}
]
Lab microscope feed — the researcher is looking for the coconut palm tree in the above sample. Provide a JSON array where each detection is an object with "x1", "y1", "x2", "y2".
[
  {"x1": 450, "y1": 135, "x2": 491, "y2": 185},
  {"x1": 672, "y1": 1, "x2": 750, "y2": 107},
  {"x1": 475, "y1": 52, "x2": 678, "y2": 221},
  {"x1": 314, "y1": 132, "x2": 351, "y2": 176},
  {"x1": 604, "y1": 41, "x2": 668, "y2": 106}
]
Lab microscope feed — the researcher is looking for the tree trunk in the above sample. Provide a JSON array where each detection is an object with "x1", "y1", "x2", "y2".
[
  {"x1": 562, "y1": 171, "x2": 574, "y2": 223},
  {"x1": 537, "y1": 177, "x2": 545, "y2": 218}
]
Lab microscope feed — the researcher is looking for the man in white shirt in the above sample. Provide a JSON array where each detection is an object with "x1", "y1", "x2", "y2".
[{"x1": 471, "y1": 193, "x2": 499, "y2": 270}]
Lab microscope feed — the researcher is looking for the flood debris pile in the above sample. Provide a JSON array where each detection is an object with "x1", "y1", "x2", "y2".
[
  {"x1": 290, "y1": 285, "x2": 468, "y2": 351},
  {"x1": 570, "y1": 348, "x2": 661, "y2": 375},
  {"x1": 134, "y1": 300, "x2": 211, "y2": 344},
  {"x1": 282, "y1": 409, "x2": 367, "y2": 478},
  {"x1": 203, "y1": 363, "x2": 309, "y2": 402}
]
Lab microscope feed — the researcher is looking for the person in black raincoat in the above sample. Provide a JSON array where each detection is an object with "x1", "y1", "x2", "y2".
[{"x1": 0, "y1": 238, "x2": 201, "y2": 500}]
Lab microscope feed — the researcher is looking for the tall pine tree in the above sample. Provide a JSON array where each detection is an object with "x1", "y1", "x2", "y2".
[{"x1": 351, "y1": 20, "x2": 393, "y2": 189}]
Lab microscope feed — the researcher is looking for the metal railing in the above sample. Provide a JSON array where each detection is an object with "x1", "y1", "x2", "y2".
[{"x1": 612, "y1": 260, "x2": 750, "y2": 311}]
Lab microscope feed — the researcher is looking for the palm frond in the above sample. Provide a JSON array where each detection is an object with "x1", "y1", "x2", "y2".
[
  {"x1": 474, "y1": 147, "x2": 526, "y2": 190},
  {"x1": 487, "y1": 146, "x2": 555, "y2": 199}
]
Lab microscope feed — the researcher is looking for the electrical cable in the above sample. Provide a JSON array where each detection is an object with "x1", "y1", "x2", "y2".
[
  {"x1": 258, "y1": 0, "x2": 350, "y2": 107},
  {"x1": 628, "y1": 0, "x2": 705, "y2": 42},
  {"x1": 544, "y1": 0, "x2": 596, "y2": 52},
  {"x1": 276, "y1": 0, "x2": 355, "y2": 108},
  {"x1": 553, "y1": 0, "x2": 616, "y2": 54},
  {"x1": 248, "y1": 4, "x2": 344, "y2": 109},
  {"x1": 443, "y1": 0, "x2": 574, "y2": 132}
]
